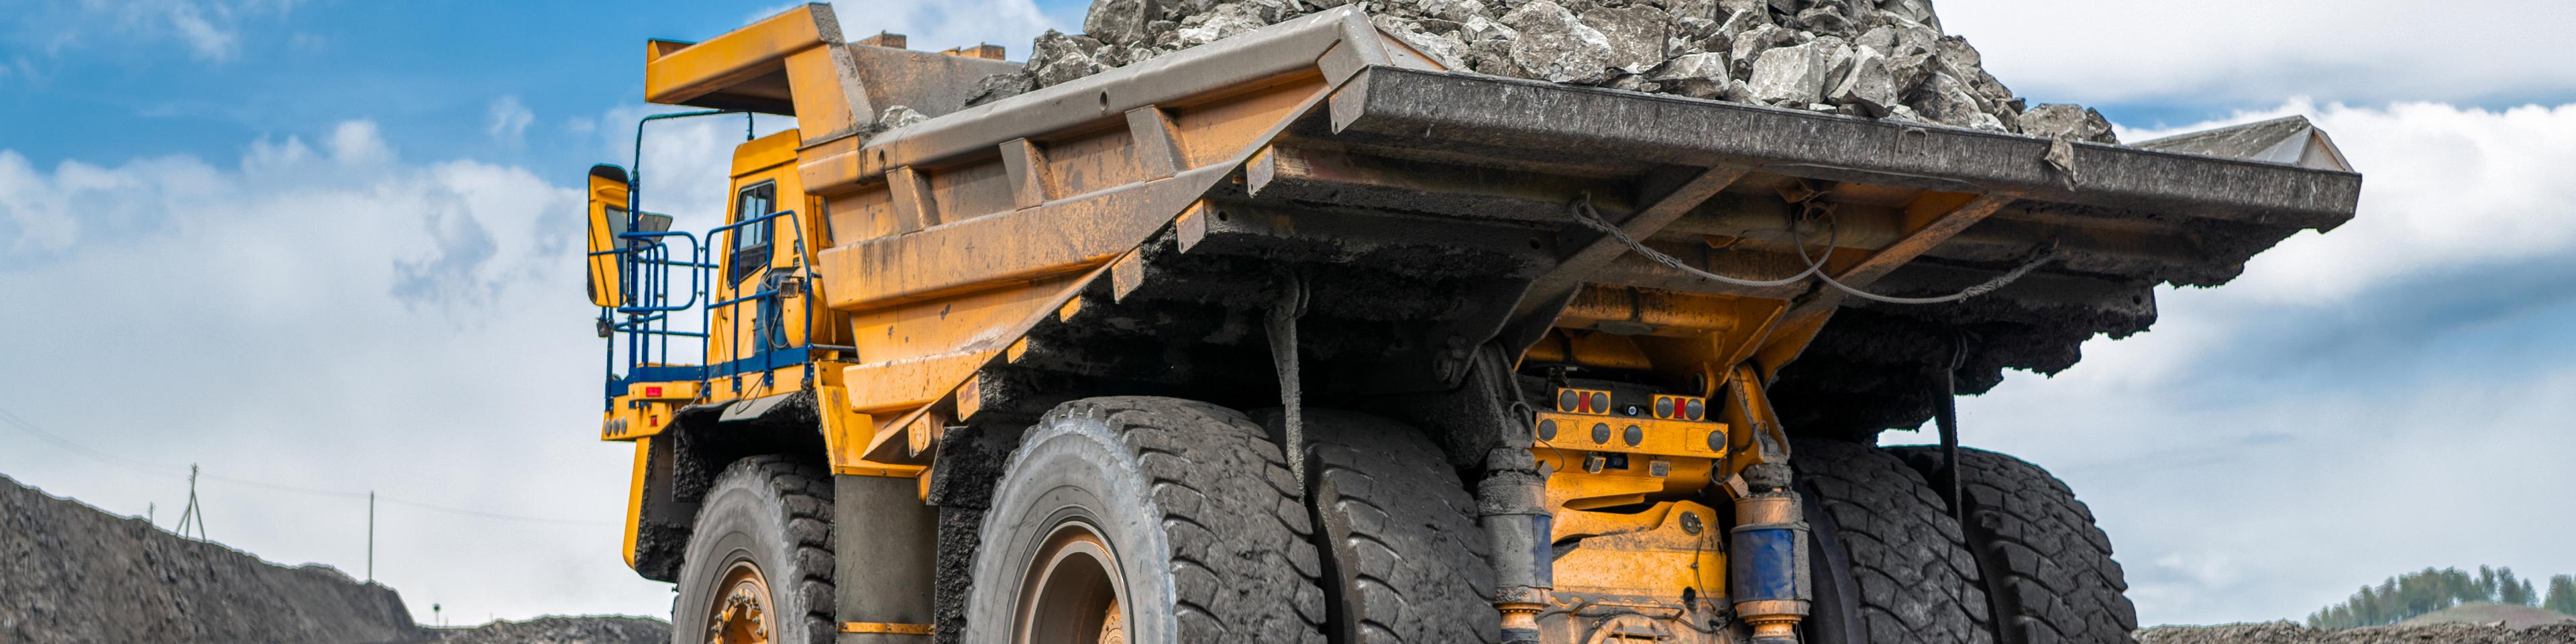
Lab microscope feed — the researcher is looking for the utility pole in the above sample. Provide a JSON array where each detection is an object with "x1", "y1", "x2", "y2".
[
  {"x1": 174, "y1": 464, "x2": 207, "y2": 541},
  {"x1": 367, "y1": 491, "x2": 376, "y2": 583}
]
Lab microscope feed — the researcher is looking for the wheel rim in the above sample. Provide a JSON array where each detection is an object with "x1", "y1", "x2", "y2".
[
  {"x1": 1016, "y1": 520, "x2": 1128, "y2": 644},
  {"x1": 705, "y1": 559, "x2": 774, "y2": 644}
]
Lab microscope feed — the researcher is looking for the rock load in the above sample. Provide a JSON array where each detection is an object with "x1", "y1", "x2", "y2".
[{"x1": 969, "y1": 0, "x2": 2118, "y2": 144}]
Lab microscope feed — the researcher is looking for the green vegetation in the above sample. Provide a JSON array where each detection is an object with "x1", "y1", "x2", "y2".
[
  {"x1": 2547, "y1": 575, "x2": 2576, "y2": 616},
  {"x1": 2304, "y1": 566, "x2": 2575, "y2": 629}
]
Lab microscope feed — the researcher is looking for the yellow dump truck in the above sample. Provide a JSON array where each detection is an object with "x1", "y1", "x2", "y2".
[{"x1": 582, "y1": 5, "x2": 2359, "y2": 644}]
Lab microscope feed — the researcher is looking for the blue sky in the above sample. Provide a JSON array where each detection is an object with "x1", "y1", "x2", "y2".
[{"x1": 4, "y1": 0, "x2": 2575, "y2": 629}]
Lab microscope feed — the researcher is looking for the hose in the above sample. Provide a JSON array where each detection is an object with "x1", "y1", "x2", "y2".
[{"x1": 1564, "y1": 195, "x2": 2055, "y2": 305}]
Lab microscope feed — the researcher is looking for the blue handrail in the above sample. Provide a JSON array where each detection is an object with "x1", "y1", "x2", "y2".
[{"x1": 598, "y1": 205, "x2": 826, "y2": 407}]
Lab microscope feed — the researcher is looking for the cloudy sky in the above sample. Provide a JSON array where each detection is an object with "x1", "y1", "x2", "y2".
[{"x1": 2, "y1": 0, "x2": 2571, "y2": 629}]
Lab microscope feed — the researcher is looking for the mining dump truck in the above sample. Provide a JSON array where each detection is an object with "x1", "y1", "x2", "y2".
[{"x1": 584, "y1": 5, "x2": 2359, "y2": 644}]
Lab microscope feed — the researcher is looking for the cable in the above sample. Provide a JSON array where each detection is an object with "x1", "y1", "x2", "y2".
[
  {"x1": 0, "y1": 407, "x2": 613, "y2": 527},
  {"x1": 1565, "y1": 193, "x2": 2054, "y2": 305},
  {"x1": 1563, "y1": 197, "x2": 1819, "y2": 288}
]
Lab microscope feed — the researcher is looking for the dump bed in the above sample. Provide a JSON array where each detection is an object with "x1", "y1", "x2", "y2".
[{"x1": 648, "y1": 6, "x2": 2359, "y2": 457}]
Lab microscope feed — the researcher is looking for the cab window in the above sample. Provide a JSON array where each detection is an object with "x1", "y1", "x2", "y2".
[{"x1": 729, "y1": 182, "x2": 775, "y2": 283}]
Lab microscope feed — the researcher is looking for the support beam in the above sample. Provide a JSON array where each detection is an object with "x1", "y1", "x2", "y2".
[
  {"x1": 1832, "y1": 192, "x2": 2017, "y2": 288},
  {"x1": 1495, "y1": 165, "x2": 1752, "y2": 351},
  {"x1": 1754, "y1": 191, "x2": 2019, "y2": 378}
]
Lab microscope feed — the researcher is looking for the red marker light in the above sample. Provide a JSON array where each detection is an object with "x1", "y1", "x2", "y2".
[{"x1": 646, "y1": 386, "x2": 663, "y2": 397}]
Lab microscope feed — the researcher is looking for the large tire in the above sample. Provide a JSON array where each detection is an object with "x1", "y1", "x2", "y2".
[
  {"x1": 1285, "y1": 409, "x2": 1499, "y2": 644},
  {"x1": 1891, "y1": 447, "x2": 2139, "y2": 644},
  {"x1": 965, "y1": 397, "x2": 1326, "y2": 643},
  {"x1": 1792, "y1": 438, "x2": 1994, "y2": 644},
  {"x1": 670, "y1": 455, "x2": 837, "y2": 644}
]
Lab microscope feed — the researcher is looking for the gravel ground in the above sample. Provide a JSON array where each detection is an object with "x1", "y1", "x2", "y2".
[
  {"x1": 2140, "y1": 621, "x2": 2576, "y2": 644},
  {"x1": 424, "y1": 616, "x2": 669, "y2": 644}
]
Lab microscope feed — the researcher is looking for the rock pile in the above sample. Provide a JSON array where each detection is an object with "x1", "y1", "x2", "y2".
[
  {"x1": 969, "y1": 0, "x2": 2118, "y2": 144},
  {"x1": 2139, "y1": 621, "x2": 2576, "y2": 644},
  {"x1": 1, "y1": 474, "x2": 419, "y2": 644},
  {"x1": 426, "y1": 616, "x2": 669, "y2": 644}
]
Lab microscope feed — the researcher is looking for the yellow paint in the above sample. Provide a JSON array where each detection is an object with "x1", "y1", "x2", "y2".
[{"x1": 585, "y1": 172, "x2": 631, "y2": 308}]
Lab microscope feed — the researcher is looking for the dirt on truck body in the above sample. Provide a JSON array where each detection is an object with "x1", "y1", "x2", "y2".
[{"x1": 579, "y1": 5, "x2": 2359, "y2": 644}]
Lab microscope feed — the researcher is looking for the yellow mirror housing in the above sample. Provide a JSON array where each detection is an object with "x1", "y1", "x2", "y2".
[{"x1": 586, "y1": 164, "x2": 633, "y2": 309}]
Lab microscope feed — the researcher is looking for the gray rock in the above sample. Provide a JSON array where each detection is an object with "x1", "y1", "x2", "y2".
[
  {"x1": 1908, "y1": 70, "x2": 1983, "y2": 127},
  {"x1": 1855, "y1": 25, "x2": 1895, "y2": 53},
  {"x1": 1582, "y1": 5, "x2": 1674, "y2": 74},
  {"x1": 1826, "y1": 46, "x2": 1896, "y2": 115},
  {"x1": 963, "y1": 71, "x2": 1036, "y2": 107},
  {"x1": 1174, "y1": 2, "x2": 1278, "y2": 47},
  {"x1": 1877, "y1": 0, "x2": 1940, "y2": 31},
  {"x1": 1027, "y1": 30, "x2": 1108, "y2": 88},
  {"x1": 1729, "y1": 23, "x2": 1803, "y2": 79},
  {"x1": 1377, "y1": 15, "x2": 1472, "y2": 68},
  {"x1": 1502, "y1": 1, "x2": 1617, "y2": 83},
  {"x1": 1746, "y1": 39, "x2": 1829, "y2": 104},
  {"x1": 1648, "y1": 51, "x2": 1733, "y2": 98},
  {"x1": 1083, "y1": 0, "x2": 1155, "y2": 45},
  {"x1": 1795, "y1": 5, "x2": 1854, "y2": 36},
  {"x1": 875, "y1": 105, "x2": 928, "y2": 130},
  {"x1": 2021, "y1": 103, "x2": 2119, "y2": 144},
  {"x1": 1720, "y1": 78, "x2": 1756, "y2": 102}
]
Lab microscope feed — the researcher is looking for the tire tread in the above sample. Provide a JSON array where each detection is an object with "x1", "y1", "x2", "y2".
[
  {"x1": 1792, "y1": 438, "x2": 1995, "y2": 644},
  {"x1": 1892, "y1": 447, "x2": 2139, "y2": 644}
]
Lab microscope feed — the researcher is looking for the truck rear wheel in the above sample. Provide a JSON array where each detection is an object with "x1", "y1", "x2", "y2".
[
  {"x1": 1285, "y1": 409, "x2": 1499, "y2": 644},
  {"x1": 965, "y1": 396, "x2": 1327, "y2": 644},
  {"x1": 671, "y1": 455, "x2": 837, "y2": 644},
  {"x1": 1891, "y1": 447, "x2": 2139, "y2": 644},
  {"x1": 1791, "y1": 438, "x2": 1995, "y2": 644}
]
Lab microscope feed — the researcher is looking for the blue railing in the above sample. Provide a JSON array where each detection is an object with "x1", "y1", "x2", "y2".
[{"x1": 597, "y1": 206, "x2": 831, "y2": 409}]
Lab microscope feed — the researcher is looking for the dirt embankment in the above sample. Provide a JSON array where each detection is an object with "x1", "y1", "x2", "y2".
[
  {"x1": 0, "y1": 473, "x2": 670, "y2": 644},
  {"x1": 1, "y1": 473, "x2": 417, "y2": 643},
  {"x1": 2141, "y1": 621, "x2": 2576, "y2": 644}
]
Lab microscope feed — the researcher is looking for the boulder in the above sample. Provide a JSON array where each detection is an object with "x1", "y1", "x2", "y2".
[
  {"x1": 2021, "y1": 103, "x2": 2120, "y2": 144},
  {"x1": 1501, "y1": 1, "x2": 1618, "y2": 83},
  {"x1": 1648, "y1": 52, "x2": 1733, "y2": 98},
  {"x1": 1582, "y1": 5, "x2": 1674, "y2": 74},
  {"x1": 1826, "y1": 46, "x2": 1897, "y2": 115},
  {"x1": 1746, "y1": 39, "x2": 1829, "y2": 105},
  {"x1": 1026, "y1": 30, "x2": 1108, "y2": 88}
]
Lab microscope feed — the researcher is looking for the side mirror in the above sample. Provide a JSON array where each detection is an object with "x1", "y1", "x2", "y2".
[{"x1": 586, "y1": 165, "x2": 633, "y2": 308}]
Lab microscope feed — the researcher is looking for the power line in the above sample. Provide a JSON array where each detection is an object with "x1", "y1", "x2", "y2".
[{"x1": 0, "y1": 405, "x2": 613, "y2": 527}]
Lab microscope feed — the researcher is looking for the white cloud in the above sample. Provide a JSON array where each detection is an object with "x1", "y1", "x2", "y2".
[
  {"x1": 488, "y1": 96, "x2": 535, "y2": 146},
  {"x1": 0, "y1": 117, "x2": 669, "y2": 623},
  {"x1": 1928, "y1": 97, "x2": 2576, "y2": 625},
  {"x1": 165, "y1": 1, "x2": 239, "y2": 61},
  {"x1": 827, "y1": 0, "x2": 1064, "y2": 58},
  {"x1": 1939, "y1": 0, "x2": 2576, "y2": 107},
  {"x1": 44, "y1": 0, "x2": 299, "y2": 64}
]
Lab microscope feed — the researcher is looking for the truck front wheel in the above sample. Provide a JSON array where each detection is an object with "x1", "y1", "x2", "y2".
[
  {"x1": 965, "y1": 397, "x2": 1327, "y2": 643},
  {"x1": 670, "y1": 455, "x2": 838, "y2": 644}
]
